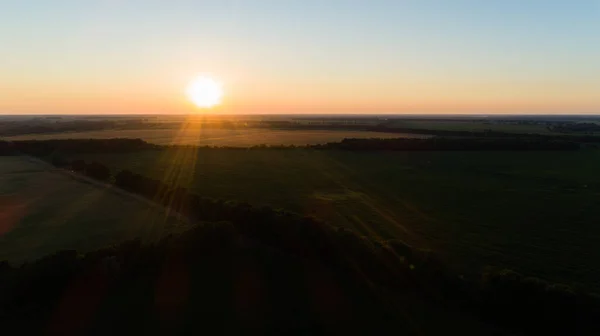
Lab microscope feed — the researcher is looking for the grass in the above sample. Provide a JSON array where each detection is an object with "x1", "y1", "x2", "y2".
[
  {"x1": 72, "y1": 148, "x2": 600, "y2": 292},
  {"x1": 0, "y1": 157, "x2": 188, "y2": 263},
  {"x1": 4, "y1": 128, "x2": 425, "y2": 146}
]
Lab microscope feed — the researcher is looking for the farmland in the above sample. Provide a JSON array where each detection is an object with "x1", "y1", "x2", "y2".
[
  {"x1": 4, "y1": 128, "x2": 426, "y2": 146},
  {"x1": 70, "y1": 147, "x2": 600, "y2": 292},
  {"x1": 4, "y1": 130, "x2": 600, "y2": 335},
  {"x1": 384, "y1": 119, "x2": 555, "y2": 134},
  {"x1": 0, "y1": 156, "x2": 188, "y2": 263}
]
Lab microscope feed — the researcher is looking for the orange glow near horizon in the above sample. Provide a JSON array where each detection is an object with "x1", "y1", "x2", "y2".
[{"x1": 1, "y1": 72, "x2": 599, "y2": 115}]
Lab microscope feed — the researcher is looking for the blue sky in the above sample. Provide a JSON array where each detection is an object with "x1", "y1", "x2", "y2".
[{"x1": 1, "y1": 0, "x2": 598, "y2": 114}]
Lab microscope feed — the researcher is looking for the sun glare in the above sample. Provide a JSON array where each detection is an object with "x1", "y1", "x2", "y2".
[{"x1": 186, "y1": 75, "x2": 223, "y2": 109}]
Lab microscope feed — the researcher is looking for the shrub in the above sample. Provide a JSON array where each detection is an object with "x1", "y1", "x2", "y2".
[
  {"x1": 51, "y1": 155, "x2": 70, "y2": 167},
  {"x1": 478, "y1": 268, "x2": 600, "y2": 335},
  {"x1": 84, "y1": 161, "x2": 111, "y2": 181},
  {"x1": 71, "y1": 159, "x2": 86, "y2": 172}
]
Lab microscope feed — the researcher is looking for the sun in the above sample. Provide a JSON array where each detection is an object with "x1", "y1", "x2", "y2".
[{"x1": 186, "y1": 75, "x2": 223, "y2": 109}]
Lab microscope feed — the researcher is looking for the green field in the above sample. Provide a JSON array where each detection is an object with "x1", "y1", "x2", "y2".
[
  {"x1": 0, "y1": 157, "x2": 188, "y2": 263},
  {"x1": 72, "y1": 148, "x2": 600, "y2": 292},
  {"x1": 5, "y1": 128, "x2": 426, "y2": 146}
]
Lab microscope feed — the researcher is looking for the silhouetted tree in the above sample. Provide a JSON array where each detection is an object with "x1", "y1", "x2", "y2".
[
  {"x1": 71, "y1": 159, "x2": 86, "y2": 172},
  {"x1": 0, "y1": 141, "x2": 16, "y2": 156},
  {"x1": 51, "y1": 155, "x2": 70, "y2": 167},
  {"x1": 84, "y1": 161, "x2": 111, "y2": 180}
]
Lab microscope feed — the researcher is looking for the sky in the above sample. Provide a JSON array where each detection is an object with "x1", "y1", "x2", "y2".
[{"x1": 1, "y1": 0, "x2": 599, "y2": 115}]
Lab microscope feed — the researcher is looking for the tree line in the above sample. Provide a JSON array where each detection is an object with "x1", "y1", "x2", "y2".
[
  {"x1": 8, "y1": 138, "x2": 157, "y2": 156},
  {"x1": 549, "y1": 122, "x2": 600, "y2": 134},
  {"x1": 311, "y1": 137, "x2": 580, "y2": 151},
  {"x1": 367, "y1": 125, "x2": 600, "y2": 143},
  {"x1": 0, "y1": 136, "x2": 584, "y2": 158}
]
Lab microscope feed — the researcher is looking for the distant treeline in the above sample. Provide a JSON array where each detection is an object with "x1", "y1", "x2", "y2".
[
  {"x1": 7, "y1": 138, "x2": 158, "y2": 155},
  {"x1": 366, "y1": 125, "x2": 600, "y2": 142},
  {"x1": 0, "y1": 141, "x2": 17, "y2": 155},
  {"x1": 312, "y1": 137, "x2": 580, "y2": 151},
  {"x1": 2, "y1": 145, "x2": 600, "y2": 334},
  {"x1": 549, "y1": 123, "x2": 600, "y2": 134},
  {"x1": 0, "y1": 137, "x2": 583, "y2": 158},
  {"x1": 0, "y1": 120, "x2": 119, "y2": 136}
]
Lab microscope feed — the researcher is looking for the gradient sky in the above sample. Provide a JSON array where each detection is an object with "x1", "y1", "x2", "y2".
[{"x1": 1, "y1": 0, "x2": 599, "y2": 114}]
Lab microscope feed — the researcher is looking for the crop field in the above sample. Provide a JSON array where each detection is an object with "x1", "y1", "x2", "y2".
[
  {"x1": 4, "y1": 128, "x2": 426, "y2": 146},
  {"x1": 0, "y1": 157, "x2": 187, "y2": 263},
  {"x1": 72, "y1": 148, "x2": 600, "y2": 292}
]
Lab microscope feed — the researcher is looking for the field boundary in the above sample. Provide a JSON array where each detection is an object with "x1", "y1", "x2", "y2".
[{"x1": 23, "y1": 155, "x2": 191, "y2": 226}]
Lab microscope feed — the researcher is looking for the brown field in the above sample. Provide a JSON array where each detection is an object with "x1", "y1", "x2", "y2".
[
  {"x1": 0, "y1": 157, "x2": 187, "y2": 263},
  {"x1": 5, "y1": 128, "x2": 428, "y2": 146}
]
